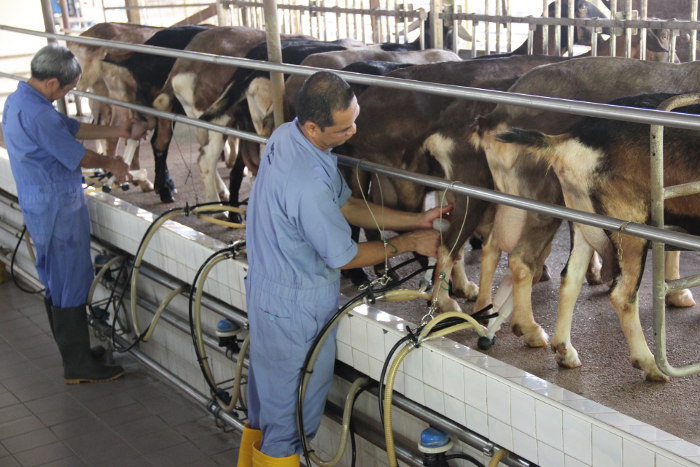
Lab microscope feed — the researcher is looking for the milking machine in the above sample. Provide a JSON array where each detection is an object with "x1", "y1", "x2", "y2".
[{"x1": 82, "y1": 139, "x2": 149, "y2": 193}]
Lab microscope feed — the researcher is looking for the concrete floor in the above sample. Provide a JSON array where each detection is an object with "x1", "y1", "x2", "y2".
[
  {"x1": 102, "y1": 120, "x2": 700, "y2": 449},
  {"x1": 0, "y1": 280, "x2": 243, "y2": 467}
]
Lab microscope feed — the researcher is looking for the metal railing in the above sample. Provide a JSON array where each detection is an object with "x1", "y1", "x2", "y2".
[
  {"x1": 650, "y1": 93, "x2": 700, "y2": 378},
  {"x1": 3, "y1": 24, "x2": 700, "y2": 378}
]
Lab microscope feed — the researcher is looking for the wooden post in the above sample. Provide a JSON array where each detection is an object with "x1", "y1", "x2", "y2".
[
  {"x1": 125, "y1": 0, "x2": 142, "y2": 24},
  {"x1": 263, "y1": 0, "x2": 285, "y2": 128}
]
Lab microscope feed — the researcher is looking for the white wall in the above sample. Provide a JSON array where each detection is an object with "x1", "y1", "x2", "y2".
[{"x1": 0, "y1": 1, "x2": 51, "y2": 98}]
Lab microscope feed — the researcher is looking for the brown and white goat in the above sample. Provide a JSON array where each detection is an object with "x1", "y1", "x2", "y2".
[{"x1": 493, "y1": 92, "x2": 700, "y2": 381}]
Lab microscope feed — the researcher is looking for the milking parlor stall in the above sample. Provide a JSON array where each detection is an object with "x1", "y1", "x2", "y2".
[{"x1": 2, "y1": 0, "x2": 700, "y2": 465}]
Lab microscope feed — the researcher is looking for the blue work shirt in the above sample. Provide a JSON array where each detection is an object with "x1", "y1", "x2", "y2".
[
  {"x1": 3, "y1": 81, "x2": 85, "y2": 190},
  {"x1": 246, "y1": 118, "x2": 358, "y2": 300}
]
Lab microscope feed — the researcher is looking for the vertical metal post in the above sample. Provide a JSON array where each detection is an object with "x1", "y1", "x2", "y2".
[
  {"x1": 40, "y1": 0, "x2": 69, "y2": 115},
  {"x1": 495, "y1": 0, "x2": 501, "y2": 53},
  {"x1": 624, "y1": 0, "x2": 632, "y2": 59},
  {"x1": 125, "y1": 0, "x2": 142, "y2": 24},
  {"x1": 483, "y1": 0, "x2": 490, "y2": 54},
  {"x1": 505, "y1": 0, "x2": 511, "y2": 52},
  {"x1": 403, "y1": 0, "x2": 409, "y2": 44},
  {"x1": 650, "y1": 93, "x2": 700, "y2": 379},
  {"x1": 590, "y1": 26, "x2": 598, "y2": 56},
  {"x1": 554, "y1": 0, "x2": 561, "y2": 56},
  {"x1": 692, "y1": 0, "x2": 698, "y2": 61},
  {"x1": 262, "y1": 0, "x2": 285, "y2": 129},
  {"x1": 567, "y1": 0, "x2": 573, "y2": 55},
  {"x1": 640, "y1": 0, "x2": 647, "y2": 61},
  {"x1": 609, "y1": 0, "x2": 617, "y2": 57},
  {"x1": 670, "y1": 30, "x2": 678, "y2": 63},
  {"x1": 541, "y1": 0, "x2": 548, "y2": 55},
  {"x1": 452, "y1": 5, "x2": 461, "y2": 52},
  {"x1": 430, "y1": 0, "x2": 443, "y2": 49}
]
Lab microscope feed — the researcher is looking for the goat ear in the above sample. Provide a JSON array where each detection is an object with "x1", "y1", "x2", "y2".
[{"x1": 646, "y1": 29, "x2": 669, "y2": 53}]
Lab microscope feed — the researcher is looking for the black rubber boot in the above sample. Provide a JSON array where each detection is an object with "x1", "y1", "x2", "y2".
[
  {"x1": 44, "y1": 297, "x2": 106, "y2": 361},
  {"x1": 51, "y1": 305, "x2": 124, "y2": 384}
]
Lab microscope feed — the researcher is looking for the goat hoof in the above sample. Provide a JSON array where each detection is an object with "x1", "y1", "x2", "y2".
[
  {"x1": 477, "y1": 335, "x2": 496, "y2": 350},
  {"x1": 666, "y1": 289, "x2": 696, "y2": 308},
  {"x1": 228, "y1": 211, "x2": 243, "y2": 224},
  {"x1": 158, "y1": 187, "x2": 175, "y2": 203}
]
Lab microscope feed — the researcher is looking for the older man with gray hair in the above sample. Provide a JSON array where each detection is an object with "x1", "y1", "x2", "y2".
[{"x1": 2, "y1": 44, "x2": 145, "y2": 384}]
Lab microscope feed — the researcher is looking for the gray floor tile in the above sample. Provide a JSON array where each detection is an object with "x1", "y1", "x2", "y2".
[
  {"x1": 0, "y1": 415, "x2": 44, "y2": 440},
  {"x1": 1, "y1": 427, "x2": 59, "y2": 454},
  {"x1": 0, "y1": 282, "x2": 242, "y2": 465},
  {"x1": 9, "y1": 441, "x2": 73, "y2": 467},
  {"x1": 38, "y1": 455, "x2": 88, "y2": 467},
  {"x1": 0, "y1": 404, "x2": 31, "y2": 424},
  {"x1": 147, "y1": 442, "x2": 213, "y2": 467},
  {"x1": 49, "y1": 416, "x2": 110, "y2": 441},
  {"x1": 0, "y1": 392, "x2": 20, "y2": 410},
  {"x1": 0, "y1": 455, "x2": 21, "y2": 466}
]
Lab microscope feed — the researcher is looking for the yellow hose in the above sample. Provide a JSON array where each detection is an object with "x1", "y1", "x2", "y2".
[
  {"x1": 383, "y1": 311, "x2": 487, "y2": 466},
  {"x1": 87, "y1": 255, "x2": 124, "y2": 307},
  {"x1": 488, "y1": 449, "x2": 507, "y2": 467},
  {"x1": 129, "y1": 203, "x2": 245, "y2": 338},
  {"x1": 384, "y1": 345, "x2": 412, "y2": 467},
  {"x1": 141, "y1": 285, "x2": 189, "y2": 342},
  {"x1": 309, "y1": 376, "x2": 369, "y2": 467}
]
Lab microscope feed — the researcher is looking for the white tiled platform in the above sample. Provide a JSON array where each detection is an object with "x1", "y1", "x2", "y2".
[{"x1": 1, "y1": 149, "x2": 698, "y2": 466}]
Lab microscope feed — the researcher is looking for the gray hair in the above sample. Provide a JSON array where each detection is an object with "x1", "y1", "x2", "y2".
[
  {"x1": 295, "y1": 71, "x2": 355, "y2": 130},
  {"x1": 30, "y1": 45, "x2": 81, "y2": 87}
]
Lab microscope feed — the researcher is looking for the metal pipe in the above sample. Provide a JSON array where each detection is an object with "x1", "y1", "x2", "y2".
[
  {"x1": 567, "y1": 0, "x2": 573, "y2": 56},
  {"x1": 541, "y1": 0, "x2": 548, "y2": 55},
  {"x1": 262, "y1": 0, "x2": 286, "y2": 128},
  {"x1": 484, "y1": 0, "x2": 490, "y2": 55},
  {"x1": 336, "y1": 155, "x2": 700, "y2": 252},
  {"x1": 624, "y1": 0, "x2": 632, "y2": 59},
  {"x1": 650, "y1": 94, "x2": 700, "y2": 378},
  {"x1": 609, "y1": 0, "x2": 617, "y2": 57},
  {"x1": 554, "y1": 0, "x2": 561, "y2": 56},
  {"x1": 692, "y1": 0, "x2": 698, "y2": 61},
  {"x1": 640, "y1": 0, "x2": 647, "y2": 62}
]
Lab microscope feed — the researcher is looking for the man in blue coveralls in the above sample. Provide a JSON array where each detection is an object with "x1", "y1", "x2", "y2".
[
  {"x1": 3, "y1": 45, "x2": 145, "y2": 384},
  {"x1": 240, "y1": 71, "x2": 451, "y2": 466}
]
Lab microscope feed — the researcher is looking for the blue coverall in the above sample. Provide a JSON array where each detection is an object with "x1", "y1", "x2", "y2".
[
  {"x1": 245, "y1": 118, "x2": 358, "y2": 457},
  {"x1": 2, "y1": 81, "x2": 94, "y2": 309}
]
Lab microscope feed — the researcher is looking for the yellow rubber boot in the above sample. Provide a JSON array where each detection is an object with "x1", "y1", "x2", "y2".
[
  {"x1": 252, "y1": 440, "x2": 300, "y2": 466},
  {"x1": 237, "y1": 425, "x2": 263, "y2": 467}
]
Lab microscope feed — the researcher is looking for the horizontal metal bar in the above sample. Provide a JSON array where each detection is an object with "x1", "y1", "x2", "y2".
[
  {"x1": 666, "y1": 273, "x2": 700, "y2": 292},
  {"x1": 450, "y1": 13, "x2": 700, "y2": 32},
  {"x1": 3, "y1": 67, "x2": 699, "y2": 252},
  {"x1": 0, "y1": 70, "x2": 268, "y2": 145},
  {"x1": 664, "y1": 181, "x2": 700, "y2": 199},
  {"x1": 337, "y1": 156, "x2": 700, "y2": 252},
  {"x1": 229, "y1": 0, "x2": 425, "y2": 19},
  {"x1": 4, "y1": 24, "x2": 700, "y2": 133}
]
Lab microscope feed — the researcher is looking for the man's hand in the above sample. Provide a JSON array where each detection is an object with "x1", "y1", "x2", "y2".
[
  {"x1": 416, "y1": 204, "x2": 454, "y2": 230},
  {"x1": 398, "y1": 229, "x2": 442, "y2": 258},
  {"x1": 108, "y1": 156, "x2": 130, "y2": 184}
]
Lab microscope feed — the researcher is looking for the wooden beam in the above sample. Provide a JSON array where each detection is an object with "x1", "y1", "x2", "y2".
[{"x1": 172, "y1": 5, "x2": 218, "y2": 26}]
